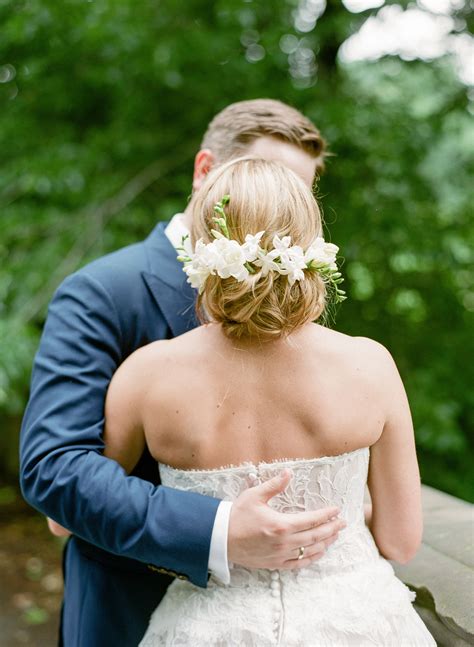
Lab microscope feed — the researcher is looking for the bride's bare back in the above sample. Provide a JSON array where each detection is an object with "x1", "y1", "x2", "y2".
[
  {"x1": 104, "y1": 320, "x2": 422, "y2": 563},
  {"x1": 130, "y1": 323, "x2": 386, "y2": 469}
]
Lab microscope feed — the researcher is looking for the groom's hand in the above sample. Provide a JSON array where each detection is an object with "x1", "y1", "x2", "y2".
[{"x1": 227, "y1": 469, "x2": 346, "y2": 570}]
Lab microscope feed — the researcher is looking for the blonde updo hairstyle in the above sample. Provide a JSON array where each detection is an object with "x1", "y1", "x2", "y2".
[{"x1": 191, "y1": 157, "x2": 327, "y2": 341}]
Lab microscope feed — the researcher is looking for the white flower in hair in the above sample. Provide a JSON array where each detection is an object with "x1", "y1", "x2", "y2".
[
  {"x1": 284, "y1": 247, "x2": 307, "y2": 286},
  {"x1": 176, "y1": 195, "x2": 346, "y2": 302},
  {"x1": 181, "y1": 239, "x2": 215, "y2": 290},
  {"x1": 183, "y1": 262, "x2": 212, "y2": 292},
  {"x1": 194, "y1": 239, "x2": 219, "y2": 268},
  {"x1": 212, "y1": 237, "x2": 250, "y2": 281},
  {"x1": 272, "y1": 236, "x2": 308, "y2": 286},
  {"x1": 254, "y1": 249, "x2": 280, "y2": 277},
  {"x1": 305, "y1": 237, "x2": 339, "y2": 270},
  {"x1": 183, "y1": 265, "x2": 210, "y2": 291},
  {"x1": 242, "y1": 231, "x2": 265, "y2": 262},
  {"x1": 272, "y1": 235, "x2": 292, "y2": 253}
]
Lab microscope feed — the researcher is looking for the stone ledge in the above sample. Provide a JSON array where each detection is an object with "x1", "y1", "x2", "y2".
[{"x1": 393, "y1": 485, "x2": 474, "y2": 646}]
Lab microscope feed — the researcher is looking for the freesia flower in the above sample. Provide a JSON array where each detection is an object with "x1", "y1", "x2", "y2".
[
  {"x1": 242, "y1": 231, "x2": 265, "y2": 262},
  {"x1": 183, "y1": 259, "x2": 212, "y2": 292},
  {"x1": 279, "y1": 245, "x2": 307, "y2": 285},
  {"x1": 305, "y1": 237, "x2": 339, "y2": 270},
  {"x1": 254, "y1": 249, "x2": 281, "y2": 277},
  {"x1": 179, "y1": 195, "x2": 345, "y2": 303},
  {"x1": 211, "y1": 238, "x2": 249, "y2": 281},
  {"x1": 272, "y1": 235, "x2": 292, "y2": 253}
]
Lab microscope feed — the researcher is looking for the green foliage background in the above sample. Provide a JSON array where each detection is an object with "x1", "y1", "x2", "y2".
[{"x1": 1, "y1": 0, "x2": 473, "y2": 500}]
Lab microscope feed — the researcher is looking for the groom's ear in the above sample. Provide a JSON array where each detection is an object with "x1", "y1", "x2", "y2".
[{"x1": 192, "y1": 149, "x2": 215, "y2": 191}]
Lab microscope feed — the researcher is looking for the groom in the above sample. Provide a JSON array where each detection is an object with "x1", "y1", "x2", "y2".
[{"x1": 20, "y1": 99, "x2": 341, "y2": 646}]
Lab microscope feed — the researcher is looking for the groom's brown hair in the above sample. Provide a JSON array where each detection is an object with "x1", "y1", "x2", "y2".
[{"x1": 200, "y1": 99, "x2": 327, "y2": 174}]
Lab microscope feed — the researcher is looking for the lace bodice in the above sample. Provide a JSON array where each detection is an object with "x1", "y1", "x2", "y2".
[
  {"x1": 140, "y1": 447, "x2": 435, "y2": 645},
  {"x1": 159, "y1": 446, "x2": 370, "y2": 511},
  {"x1": 159, "y1": 447, "x2": 380, "y2": 585}
]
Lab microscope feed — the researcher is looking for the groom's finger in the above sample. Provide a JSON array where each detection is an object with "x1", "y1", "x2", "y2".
[
  {"x1": 282, "y1": 506, "x2": 341, "y2": 534},
  {"x1": 279, "y1": 544, "x2": 327, "y2": 570},
  {"x1": 252, "y1": 469, "x2": 292, "y2": 503},
  {"x1": 289, "y1": 531, "x2": 340, "y2": 562},
  {"x1": 288, "y1": 518, "x2": 346, "y2": 550}
]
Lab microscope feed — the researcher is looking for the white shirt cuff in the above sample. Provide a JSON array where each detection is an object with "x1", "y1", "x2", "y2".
[{"x1": 208, "y1": 500, "x2": 233, "y2": 584}]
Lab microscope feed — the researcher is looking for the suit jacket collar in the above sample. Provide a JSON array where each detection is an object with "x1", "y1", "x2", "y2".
[{"x1": 142, "y1": 222, "x2": 199, "y2": 337}]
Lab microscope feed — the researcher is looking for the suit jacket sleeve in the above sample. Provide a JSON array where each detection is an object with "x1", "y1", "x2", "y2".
[{"x1": 19, "y1": 270, "x2": 220, "y2": 588}]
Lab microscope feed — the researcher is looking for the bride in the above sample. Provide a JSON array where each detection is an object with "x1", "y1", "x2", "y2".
[{"x1": 101, "y1": 157, "x2": 435, "y2": 645}]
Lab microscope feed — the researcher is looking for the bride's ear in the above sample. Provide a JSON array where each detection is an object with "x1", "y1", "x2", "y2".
[{"x1": 193, "y1": 149, "x2": 215, "y2": 191}]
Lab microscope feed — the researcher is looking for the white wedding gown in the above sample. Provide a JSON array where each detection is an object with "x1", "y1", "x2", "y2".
[{"x1": 139, "y1": 447, "x2": 435, "y2": 646}]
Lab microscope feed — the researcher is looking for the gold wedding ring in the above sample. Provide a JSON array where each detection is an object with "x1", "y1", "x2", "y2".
[{"x1": 297, "y1": 546, "x2": 305, "y2": 560}]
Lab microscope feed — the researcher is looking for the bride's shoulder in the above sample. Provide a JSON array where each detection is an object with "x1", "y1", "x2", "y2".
[
  {"x1": 121, "y1": 326, "x2": 210, "y2": 375},
  {"x1": 348, "y1": 334, "x2": 394, "y2": 363},
  {"x1": 310, "y1": 326, "x2": 396, "y2": 373}
]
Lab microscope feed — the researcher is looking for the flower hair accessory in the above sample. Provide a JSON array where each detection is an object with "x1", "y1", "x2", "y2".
[{"x1": 176, "y1": 195, "x2": 346, "y2": 303}]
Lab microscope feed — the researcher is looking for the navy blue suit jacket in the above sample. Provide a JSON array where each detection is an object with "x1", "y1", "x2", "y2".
[{"x1": 20, "y1": 222, "x2": 221, "y2": 646}]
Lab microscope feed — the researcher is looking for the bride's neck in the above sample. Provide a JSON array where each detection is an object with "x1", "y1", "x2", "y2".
[{"x1": 204, "y1": 321, "x2": 318, "y2": 356}]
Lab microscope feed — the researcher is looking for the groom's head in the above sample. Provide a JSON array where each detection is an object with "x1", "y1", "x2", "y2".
[{"x1": 191, "y1": 99, "x2": 326, "y2": 195}]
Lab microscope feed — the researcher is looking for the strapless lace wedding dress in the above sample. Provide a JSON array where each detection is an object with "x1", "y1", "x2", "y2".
[{"x1": 139, "y1": 447, "x2": 435, "y2": 646}]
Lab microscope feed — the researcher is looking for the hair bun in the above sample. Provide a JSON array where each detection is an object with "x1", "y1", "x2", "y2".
[{"x1": 191, "y1": 157, "x2": 328, "y2": 341}]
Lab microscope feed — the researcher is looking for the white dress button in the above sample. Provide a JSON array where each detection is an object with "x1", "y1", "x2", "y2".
[
  {"x1": 270, "y1": 581, "x2": 280, "y2": 590},
  {"x1": 271, "y1": 589, "x2": 280, "y2": 598},
  {"x1": 248, "y1": 471, "x2": 258, "y2": 483},
  {"x1": 270, "y1": 571, "x2": 279, "y2": 581}
]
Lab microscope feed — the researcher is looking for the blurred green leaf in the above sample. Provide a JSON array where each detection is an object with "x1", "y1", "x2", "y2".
[
  {"x1": 22, "y1": 605, "x2": 49, "y2": 626},
  {"x1": 0, "y1": 485, "x2": 17, "y2": 505}
]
